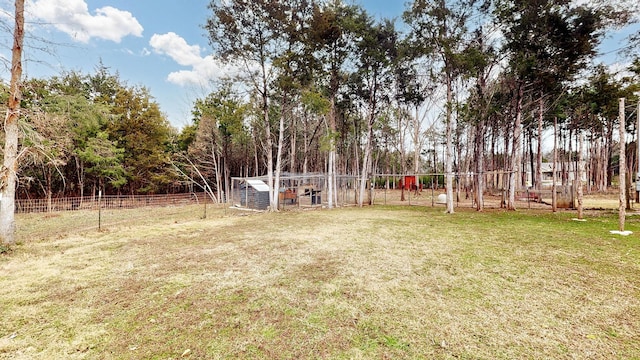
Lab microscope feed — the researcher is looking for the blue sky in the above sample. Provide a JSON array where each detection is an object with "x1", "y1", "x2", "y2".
[{"x1": 0, "y1": 0, "x2": 638, "y2": 130}]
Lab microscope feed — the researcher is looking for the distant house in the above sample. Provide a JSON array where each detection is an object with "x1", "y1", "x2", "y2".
[{"x1": 537, "y1": 162, "x2": 586, "y2": 187}]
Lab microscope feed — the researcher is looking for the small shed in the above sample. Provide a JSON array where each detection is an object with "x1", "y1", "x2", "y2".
[{"x1": 241, "y1": 179, "x2": 270, "y2": 210}]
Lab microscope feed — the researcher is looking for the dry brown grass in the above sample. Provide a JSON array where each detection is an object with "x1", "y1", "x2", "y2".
[{"x1": 1, "y1": 204, "x2": 639, "y2": 359}]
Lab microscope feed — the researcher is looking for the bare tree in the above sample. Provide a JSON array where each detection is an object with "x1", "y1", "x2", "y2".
[{"x1": 1, "y1": 0, "x2": 24, "y2": 245}]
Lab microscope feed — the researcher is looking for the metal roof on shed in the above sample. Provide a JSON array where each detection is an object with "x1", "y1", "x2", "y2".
[{"x1": 246, "y1": 179, "x2": 270, "y2": 192}]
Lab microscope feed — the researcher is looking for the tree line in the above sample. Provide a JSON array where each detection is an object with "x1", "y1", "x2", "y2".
[
  {"x1": 1, "y1": 66, "x2": 176, "y2": 201},
  {"x1": 2, "y1": 0, "x2": 640, "y2": 243},
  {"x1": 198, "y1": 0, "x2": 639, "y2": 213}
]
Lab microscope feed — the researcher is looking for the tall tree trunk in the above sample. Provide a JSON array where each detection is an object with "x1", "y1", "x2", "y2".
[
  {"x1": 596, "y1": 136, "x2": 601, "y2": 189},
  {"x1": 577, "y1": 132, "x2": 584, "y2": 219},
  {"x1": 568, "y1": 127, "x2": 573, "y2": 189},
  {"x1": 445, "y1": 75, "x2": 455, "y2": 214},
  {"x1": 636, "y1": 100, "x2": 640, "y2": 203},
  {"x1": 76, "y1": 157, "x2": 85, "y2": 201},
  {"x1": 399, "y1": 109, "x2": 407, "y2": 202},
  {"x1": 328, "y1": 149, "x2": 335, "y2": 207},
  {"x1": 562, "y1": 128, "x2": 569, "y2": 188},
  {"x1": 463, "y1": 126, "x2": 473, "y2": 194},
  {"x1": 265, "y1": 107, "x2": 275, "y2": 211},
  {"x1": 524, "y1": 127, "x2": 528, "y2": 188},
  {"x1": 605, "y1": 123, "x2": 614, "y2": 189},
  {"x1": 490, "y1": 126, "x2": 497, "y2": 190},
  {"x1": 587, "y1": 137, "x2": 593, "y2": 194},
  {"x1": 224, "y1": 163, "x2": 231, "y2": 204},
  {"x1": 303, "y1": 115, "x2": 310, "y2": 177},
  {"x1": 552, "y1": 117, "x2": 558, "y2": 212},
  {"x1": 1, "y1": 0, "x2": 24, "y2": 245},
  {"x1": 599, "y1": 139, "x2": 605, "y2": 191},
  {"x1": 536, "y1": 97, "x2": 543, "y2": 191},
  {"x1": 358, "y1": 115, "x2": 375, "y2": 207},
  {"x1": 587, "y1": 135, "x2": 598, "y2": 195},
  {"x1": 273, "y1": 110, "x2": 285, "y2": 211},
  {"x1": 258, "y1": 58, "x2": 278, "y2": 211},
  {"x1": 526, "y1": 129, "x2": 532, "y2": 187},
  {"x1": 46, "y1": 167, "x2": 53, "y2": 213},
  {"x1": 223, "y1": 141, "x2": 231, "y2": 204},
  {"x1": 474, "y1": 120, "x2": 485, "y2": 211},
  {"x1": 253, "y1": 130, "x2": 259, "y2": 177},
  {"x1": 210, "y1": 136, "x2": 222, "y2": 202},
  {"x1": 455, "y1": 124, "x2": 464, "y2": 204},
  {"x1": 353, "y1": 129, "x2": 360, "y2": 204},
  {"x1": 503, "y1": 124, "x2": 511, "y2": 196},
  {"x1": 508, "y1": 85, "x2": 523, "y2": 210},
  {"x1": 290, "y1": 111, "x2": 297, "y2": 174},
  {"x1": 619, "y1": 98, "x2": 626, "y2": 231},
  {"x1": 413, "y1": 107, "x2": 422, "y2": 175},
  {"x1": 327, "y1": 97, "x2": 337, "y2": 209}
]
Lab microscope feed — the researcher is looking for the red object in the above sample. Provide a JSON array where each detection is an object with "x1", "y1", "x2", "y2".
[{"x1": 403, "y1": 176, "x2": 418, "y2": 190}]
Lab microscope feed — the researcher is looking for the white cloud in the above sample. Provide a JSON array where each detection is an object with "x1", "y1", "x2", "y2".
[
  {"x1": 28, "y1": 0, "x2": 143, "y2": 43},
  {"x1": 149, "y1": 32, "x2": 202, "y2": 67},
  {"x1": 150, "y1": 32, "x2": 237, "y2": 87}
]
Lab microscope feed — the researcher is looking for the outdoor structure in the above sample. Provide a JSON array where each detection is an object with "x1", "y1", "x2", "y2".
[
  {"x1": 229, "y1": 171, "x2": 589, "y2": 211},
  {"x1": 400, "y1": 175, "x2": 421, "y2": 191},
  {"x1": 239, "y1": 179, "x2": 270, "y2": 210},
  {"x1": 521, "y1": 162, "x2": 587, "y2": 188},
  {"x1": 230, "y1": 173, "x2": 361, "y2": 210},
  {"x1": 540, "y1": 162, "x2": 587, "y2": 187}
]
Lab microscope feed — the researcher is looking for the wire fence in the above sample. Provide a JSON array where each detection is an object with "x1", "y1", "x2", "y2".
[
  {"x1": 12, "y1": 185, "x2": 618, "y2": 244},
  {"x1": 15, "y1": 192, "x2": 214, "y2": 213},
  {"x1": 15, "y1": 197, "x2": 231, "y2": 243}
]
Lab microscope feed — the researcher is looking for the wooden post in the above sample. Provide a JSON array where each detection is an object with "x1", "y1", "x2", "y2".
[
  {"x1": 244, "y1": 177, "x2": 249, "y2": 208},
  {"x1": 231, "y1": 178, "x2": 235, "y2": 206},
  {"x1": 384, "y1": 176, "x2": 387, "y2": 205},
  {"x1": 619, "y1": 98, "x2": 626, "y2": 232},
  {"x1": 431, "y1": 177, "x2": 435, "y2": 207}
]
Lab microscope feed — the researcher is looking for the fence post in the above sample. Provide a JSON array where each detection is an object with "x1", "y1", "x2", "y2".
[
  {"x1": 384, "y1": 176, "x2": 387, "y2": 205},
  {"x1": 431, "y1": 177, "x2": 435, "y2": 207},
  {"x1": 98, "y1": 190, "x2": 102, "y2": 231},
  {"x1": 203, "y1": 200, "x2": 207, "y2": 219}
]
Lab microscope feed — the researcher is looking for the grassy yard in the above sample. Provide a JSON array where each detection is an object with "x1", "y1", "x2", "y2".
[{"x1": 1, "y1": 205, "x2": 639, "y2": 359}]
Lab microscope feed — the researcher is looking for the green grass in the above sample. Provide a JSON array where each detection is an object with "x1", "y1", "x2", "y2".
[{"x1": 1, "y1": 205, "x2": 639, "y2": 359}]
